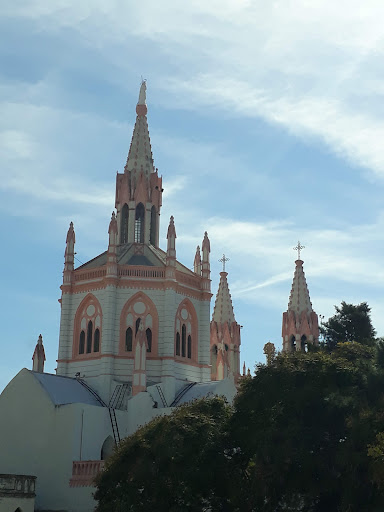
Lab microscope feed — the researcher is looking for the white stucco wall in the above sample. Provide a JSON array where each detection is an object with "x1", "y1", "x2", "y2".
[{"x1": 0, "y1": 495, "x2": 35, "y2": 512}]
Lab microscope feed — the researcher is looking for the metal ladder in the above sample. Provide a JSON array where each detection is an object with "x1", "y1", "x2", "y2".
[
  {"x1": 156, "y1": 385, "x2": 168, "y2": 407},
  {"x1": 77, "y1": 378, "x2": 121, "y2": 446},
  {"x1": 170, "y1": 382, "x2": 196, "y2": 407},
  {"x1": 109, "y1": 383, "x2": 130, "y2": 410}
]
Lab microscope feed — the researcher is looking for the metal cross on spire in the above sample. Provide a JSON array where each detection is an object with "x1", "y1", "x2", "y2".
[
  {"x1": 219, "y1": 254, "x2": 230, "y2": 272},
  {"x1": 293, "y1": 241, "x2": 305, "y2": 260}
]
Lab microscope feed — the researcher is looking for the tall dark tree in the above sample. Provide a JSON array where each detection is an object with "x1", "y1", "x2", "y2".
[
  {"x1": 231, "y1": 344, "x2": 384, "y2": 511},
  {"x1": 320, "y1": 301, "x2": 376, "y2": 351}
]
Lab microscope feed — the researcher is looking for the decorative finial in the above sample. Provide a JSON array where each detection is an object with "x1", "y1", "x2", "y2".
[
  {"x1": 219, "y1": 254, "x2": 230, "y2": 272},
  {"x1": 293, "y1": 241, "x2": 305, "y2": 260},
  {"x1": 263, "y1": 342, "x2": 276, "y2": 366}
]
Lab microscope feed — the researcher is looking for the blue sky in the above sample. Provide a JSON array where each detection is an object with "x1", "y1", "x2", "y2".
[{"x1": 2, "y1": 1, "x2": 384, "y2": 392}]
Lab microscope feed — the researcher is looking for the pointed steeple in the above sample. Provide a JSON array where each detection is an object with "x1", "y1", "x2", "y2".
[
  {"x1": 212, "y1": 272, "x2": 236, "y2": 324},
  {"x1": 107, "y1": 212, "x2": 118, "y2": 277},
  {"x1": 288, "y1": 259, "x2": 313, "y2": 315},
  {"x1": 282, "y1": 257, "x2": 319, "y2": 352},
  {"x1": 115, "y1": 81, "x2": 162, "y2": 246},
  {"x1": 32, "y1": 334, "x2": 46, "y2": 373},
  {"x1": 210, "y1": 268, "x2": 241, "y2": 382},
  {"x1": 124, "y1": 80, "x2": 153, "y2": 178}
]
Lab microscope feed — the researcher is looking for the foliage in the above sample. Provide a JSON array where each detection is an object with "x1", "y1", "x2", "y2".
[
  {"x1": 95, "y1": 343, "x2": 384, "y2": 512},
  {"x1": 94, "y1": 397, "x2": 232, "y2": 512},
  {"x1": 320, "y1": 301, "x2": 376, "y2": 351}
]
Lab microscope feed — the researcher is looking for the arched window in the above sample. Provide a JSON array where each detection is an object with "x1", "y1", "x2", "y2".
[
  {"x1": 134, "y1": 203, "x2": 145, "y2": 243},
  {"x1": 86, "y1": 321, "x2": 93, "y2": 353},
  {"x1": 74, "y1": 294, "x2": 102, "y2": 358},
  {"x1": 120, "y1": 203, "x2": 129, "y2": 244},
  {"x1": 120, "y1": 292, "x2": 159, "y2": 357},
  {"x1": 94, "y1": 329, "x2": 100, "y2": 352},
  {"x1": 150, "y1": 206, "x2": 157, "y2": 245},
  {"x1": 301, "y1": 335, "x2": 308, "y2": 352},
  {"x1": 146, "y1": 328, "x2": 152, "y2": 352},
  {"x1": 79, "y1": 331, "x2": 85, "y2": 354},
  {"x1": 101, "y1": 436, "x2": 115, "y2": 460},
  {"x1": 181, "y1": 324, "x2": 186, "y2": 357},
  {"x1": 125, "y1": 327, "x2": 133, "y2": 352},
  {"x1": 211, "y1": 345, "x2": 218, "y2": 378},
  {"x1": 174, "y1": 299, "x2": 198, "y2": 362},
  {"x1": 291, "y1": 335, "x2": 296, "y2": 351}
]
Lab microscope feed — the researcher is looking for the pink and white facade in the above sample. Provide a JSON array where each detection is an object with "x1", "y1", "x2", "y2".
[
  {"x1": 282, "y1": 259, "x2": 319, "y2": 351},
  {"x1": 56, "y1": 81, "x2": 214, "y2": 406}
]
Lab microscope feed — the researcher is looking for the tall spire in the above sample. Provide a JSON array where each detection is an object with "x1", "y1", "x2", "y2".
[
  {"x1": 115, "y1": 81, "x2": 162, "y2": 246},
  {"x1": 124, "y1": 80, "x2": 153, "y2": 179},
  {"x1": 282, "y1": 257, "x2": 319, "y2": 352},
  {"x1": 212, "y1": 272, "x2": 236, "y2": 324}
]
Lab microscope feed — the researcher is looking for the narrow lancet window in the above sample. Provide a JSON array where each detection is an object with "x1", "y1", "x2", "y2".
[
  {"x1": 126, "y1": 327, "x2": 133, "y2": 352},
  {"x1": 187, "y1": 335, "x2": 192, "y2": 359},
  {"x1": 176, "y1": 332, "x2": 180, "y2": 355},
  {"x1": 182, "y1": 324, "x2": 186, "y2": 357},
  {"x1": 134, "y1": 203, "x2": 145, "y2": 243},
  {"x1": 94, "y1": 329, "x2": 100, "y2": 352},
  {"x1": 146, "y1": 328, "x2": 152, "y2": 353},
  {"x1": 79, "y1": 331, "x2": 85, "y2": 354},
  {"x1": 86, "y1": 321, "x2": 93, "y2": 353},
  {"x1": 120, "y1": 204, "x2": 129, "y2": 244},
  {"x1": 150, "y1": 206, "x2": 157, "y2": 245}
]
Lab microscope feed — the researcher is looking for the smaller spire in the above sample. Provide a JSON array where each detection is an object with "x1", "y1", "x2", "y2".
[
  {"x1": 202, "y1": 231, "x2": 210, "y2": 252},
  {"x1": 194, "y1": 246, "x2": 201, "y2": 275},
  {"x1": 243, "y1": 361, "x2": 246, "y2": 376},
  {"x1": 288, "y1": 259, "x2": 313, "y2": 315},
  {"x1": 63, "y1": 221, "x2": 75, "y2": 283},
  {"x1": 32, "y1": 334, "x2": 46, "y2": 373},
  {"x1": 212, "y1": 271, "x2": 236, "y2": 324},
  {"x1": 167, "y1": 215, "x2": 176, "y2": 240}
]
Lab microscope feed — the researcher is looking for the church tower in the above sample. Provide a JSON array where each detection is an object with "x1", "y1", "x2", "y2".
[
  {"x1": 56, "y1": 83, "x2": 212, "y2": 405},
  {"x1": 282, "y1": 245, "x2": 319, "y2": 351},
  {"x1": 210, "y1": 261, "x2": 241, "y2": 381}
]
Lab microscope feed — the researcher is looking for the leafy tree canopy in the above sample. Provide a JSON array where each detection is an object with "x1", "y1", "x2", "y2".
[
  {"x1": 320, "y1": 301, "x2": 376, "y2": 351},
  {"x1": 96, "y1": 344, "x2": 384, "y2": 512}
]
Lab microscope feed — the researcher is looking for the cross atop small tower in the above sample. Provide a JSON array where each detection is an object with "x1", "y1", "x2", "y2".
[
  {"x1": 219, "y1": 254, "x2": 230, "y2": 272},
  {"x1": 293, "y1": 241, "x2": 305, "y2": 260}
]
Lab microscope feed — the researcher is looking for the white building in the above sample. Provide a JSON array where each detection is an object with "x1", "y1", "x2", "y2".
[{"x1": 0, "y1": 82, "x2": 240, "y2": 512}]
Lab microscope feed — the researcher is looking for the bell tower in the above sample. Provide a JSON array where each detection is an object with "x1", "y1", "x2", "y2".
[
  {"x1": 282, "y1": 242, "x2": 319, "y2": 351},
  {"x1": 115, "y1": 80, "x2": 162, "y2": 247}
]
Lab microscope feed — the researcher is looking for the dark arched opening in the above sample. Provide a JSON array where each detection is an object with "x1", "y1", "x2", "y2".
[
  {"x1": 301, "y1": 335, "x2": 308, "y2": 352},
  {"x1": 120, "y1": 203, "x2": 129, "y2": 244},
  {"x1": 134, "y1": 203, "x2": 145, "y2": 243},
  {"x1": 125, "y1": 327, "x2": 133, "y2": 352},
  {"x1": 101, "y1": 436, "x2": 115, "y2": 460},
  {"x1": 79, "y1": 331, "x2": 85, "y2": 354},
  {"x1": 187, "y1": 335, "x2": 192, "y2": 359},
  {"x1": 181, "y1": 324, "x2": 186, "y2": 357},
  {"x1": 86, "y1": 321, "x2": 93, "y2": 353},
  {"x1": 290, "y1": 335, "x2": 296, "y2": 351},
  {"x1": 94, "y1": 328, "x2": 100, "y2": 352},
  {"x1": 176, "y1": 332, "x2": 180, "y2": 355},
  {"x1": 150, "y1": 205, "x2": 157, "y2": 246},
  {"x1": 146, "y1": 328, "x2": 152, "y2": 353}
]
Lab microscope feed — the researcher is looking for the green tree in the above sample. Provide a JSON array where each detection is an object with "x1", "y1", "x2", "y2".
[
  {"x1": 95, "y1": 345, "x2": 384, "y2": 512},
  {"x1": 231, "y1": 343, "x2": 384, "y2": 511},
  {"x1": 320, "y1": 301, "x2": 376, "y2": 351},
  {"x1": 94, "y1": 397, "x2": 233, "y2": 512}
]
